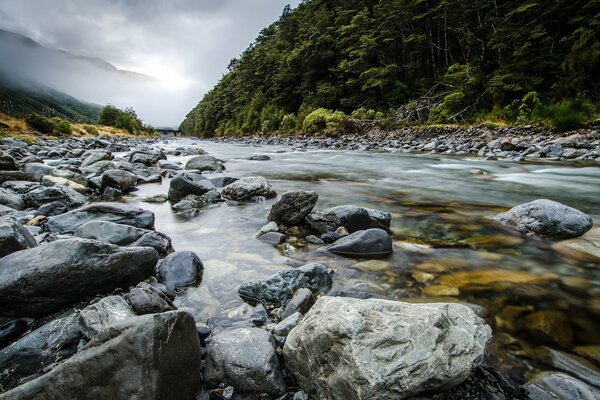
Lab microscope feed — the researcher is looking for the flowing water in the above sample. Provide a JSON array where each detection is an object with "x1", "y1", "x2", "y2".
[{"x1": 125, "y1": 138, "x2": 600, "y2": 378}]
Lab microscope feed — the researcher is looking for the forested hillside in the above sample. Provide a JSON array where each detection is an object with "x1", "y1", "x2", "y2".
[{"x1": 181, "y1": 0, "x2": 600, "y2": 136}]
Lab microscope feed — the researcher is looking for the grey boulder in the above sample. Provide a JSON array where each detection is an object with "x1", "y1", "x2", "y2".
[
  {"x1": 221, "y1": 176, "x2": 276, "y2": 201},
  {"x1": 23, "y1": 163, "x2": 54, "y2": 182},
  {"x1": 100, "y1": 169, "x2": 138, "y2": 192},
  {"x1": 155, "y1": 250, "x2": 203, "y2": 291},
  {"x1": 74, "y1": 220, "x2": 150, "y2": 245},
  {"x1": 0, "y1": 188, "x2": 25, "y2": 210},
  {"x1": 494, "y1": 199, "x2": 593, "y2": 239},
  {"x1": 325, "y1": 228, "x2": 392, "y2": 259},
  {"x1": 283, "y1": 297, "x2": 492, "y2": 400},
  {"x1": 268, "y1": 190, "x2": 318, "y2": 226},
  {"x1": 0, "y1": 151, "x2": 18, "y2": 171},
  {"x1": 0, "y1": 311, "x2": 202, "y2": 400},
  {"x1": 128, "y1": 282, "x2": 176, "y2": 315},
  {"x1": 167, "y1": 171, "x2": 215, "y2": 202},
  {"x1": 79, "y1": 295, "x2": 136, "y2": 339},
  {"x1": 202, "y1": 327, "x2": 286, "y2": 396},
  {"x1": 0, "y1": 216, "x2": 37, "y2": 258},
  {"x1": 0, "y1": 238, "x2": 158, "y2": 317},
  {"x1": 306, "y1": 205, "x2": 391, "y2": 234},
  {"x1": 185, "y1": 155, "x2": 225, "y2": 172},
  {"x1": 128, "y1": 231, "x2": 174, "y2": 258},
  {"x1": 238, "y1": 263, "x2": 333, "y2": 306},
  {"x1": 24, "y1": 186, "x2": 87, "y2": 209}
]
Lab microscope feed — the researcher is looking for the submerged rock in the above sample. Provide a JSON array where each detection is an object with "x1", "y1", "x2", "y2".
[
  {"x1": 221, "y1": 176, "x2": 276, "y2": 201},
  {"x1": 284, "y1": 297, "x2": 492, "y2": 400},
  {"x1": 325, "y1": 228, "x2": 392, "y2": 259},
  {"x1": 268, "y1": 190, "x2": 318, "y2": 226},
  {"x1": 155, "y1": 250, "x2": 204, "y2": 291},
  {"x1": 494, "y1": 199, "x2": 593, "y2": 239},
  {"x1": 0, "y1": 216, "x2": 37, "y2": 258},
  {"x1": 306, "y1": 204, "x2": 391, "y2": 234}
]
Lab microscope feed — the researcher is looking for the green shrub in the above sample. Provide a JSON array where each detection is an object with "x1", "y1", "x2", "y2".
[
  {"x1": 280, "y1": 114, "x2": 298, "y2": 133},
  {"x1": 517, "y1": 91, "x2": 542, "y2": 123},
  {"x1": 50, "y1": 117, "x2": 72, "y2": 136},
  {"x1": 25, "y1": 113, "x2": 55, "y2": 134},
  {"x1": 83, "y1": 124, "x2": 99, "y2": 135},
  {"x1": 302, "y1": 108, "x2": 330, "y2": 133},
  {"x1": 99, "y1": 105, "x2": 152, "y2": 135},
  {"x1": 548, "y1": 101, "x2": 585, "y2": 131}
]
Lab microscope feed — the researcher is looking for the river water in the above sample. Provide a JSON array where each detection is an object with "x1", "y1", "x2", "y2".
[{"x1": 125, "y1": 138, "x2": 600, "y2": 378}]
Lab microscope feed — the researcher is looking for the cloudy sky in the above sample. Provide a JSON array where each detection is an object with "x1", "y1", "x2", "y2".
[{"x1": 0, "y1": 0, "x2": 300, "y2": 126}]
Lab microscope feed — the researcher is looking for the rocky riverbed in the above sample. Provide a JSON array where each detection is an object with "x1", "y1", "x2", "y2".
[{"x1": 0, "y1": 133, "x2": 599, "y2": 399}]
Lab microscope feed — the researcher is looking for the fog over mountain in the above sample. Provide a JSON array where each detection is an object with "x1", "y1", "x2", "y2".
[{"x1": 0, "y1": 0, "x2": 299, "y2": 127}]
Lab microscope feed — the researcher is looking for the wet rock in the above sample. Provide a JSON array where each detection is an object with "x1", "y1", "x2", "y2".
[
  {"x1": 0, "y1": 187, "x2": 25, "y2": 210},
  {"x1": 258, "y1": 231, "x2": 286, "y2": 245},
  {"x1": 523, "y1": 372, "x2": 600, "y2": 400},
  {"x1": 238, "y1": 263, "x2": 333, "y2": 307},
  {"x1": 221, "y1": 176, "x2": 276, "y2": 201},
  {"x1": 0, "y1": 312, "x2": 82, "y2": 393},
  {"x1": 0, "y1": 171, "x2": 26, "y2": 185},
  {"x1": 279, "y1": 288, "x2": 314, "y2": 320},
  {"x1": 0, "y1": 151, "x2": 18, "y2": 171},
  {"x1": 128, "y1": 231, "x2": 174, "y2": 258},
  {"x1": 553, "y1": 228, "x2": 600, "y2": 261},
  {"x1": 574, "y1": 346, "x2": 600, "y2": 366},
  {"x1": 23, "y1": 163, "x2": 54, "y2": 182},
  {"x1": 0, "y1": 238, "x2": 158, "y2": 317},
  {"x1": 0, "y1": 319, "x2": 28, "y2": 348},
  {"x1": 157, "y1": 160, "x2": 182, "y2": 170},
  {"x1": 306, "y1": 204, "x2": 391, "y2": 234},
  {"x1": 155, "y1": 250, "x2": 204, "y2": 291},
  {"x1": 210, "y1": 176, "x2": 238, "y2": 187},
  {"x1": 525, "y1": 310, "x2": 573, "y2": 347},
  {"x1": 0, "y1": 311, "x2": 202, "y2": 400},
  {"x1": 272, "y1": 312, "x2": 302, "y2": 337},
  {"x1": 256, "y1": 221, "x2": 279, "y2": 237},
  {"x1": 249, "y1": 154, "x2": 270, "y2": 161},
  {"x1": 494, "y1": 199, "x2": 593, "y2": 239},
  {"x1": 100, "y1": 169, "x2": 138, "y2": 192},
  {"x1": 79, "y1": 295, "x2": 135, "y2": 339},
  {"x1": 74, "y1": 220, "x2": 150, "y2": 245},
  {"x1": 41, "y1": 175, "x2": 87, "y2": 194},
  {"x1": 536, "y1": 346, "x2": 600, "y2": 389},
  {"x1": 51, "y1": 169, "x2": 88, "y2": 186},
  {"x1": 437, "y1": 269, "x2": 554, "y2": 292},
  {"x1": 44, "y1": 202, "x2": 155, "y2": 233},
  {"x1": 127, "y1": 283, "x2": 176, "y2": 315},
  {"x1": 202, "y1": 327, "x2": 286, "y2": 397},
  {"x1": 24, "y1": 186, "x2": 87, "y2": 209},
  {"x1": 129, "y1": 150, "x2": 164, "y2": 166},
  {"x1": 268, "y1": 190, "x2": 318, "y2": 226},
  {"x1": 81, "y1": 151, "x2": 111, "y2": 167},
  {"x1": 0, "y1": 216, "x2": 37, "y2": 258},
  {"x1": 101, "y1": 186, "x2": 123, "y2": 201},
  {"x1": 167, "y1": 171, "x2": 215, "y2": 202},
  {"x1": 325, "y1": 228, "x2": 393, "y2": 259},
  {"x1": 185, "y1": 155, "x2": 225, "y2": 172},
  {"x1": 284, "y1": 297, "x2": 492, "y2": 400},
  {"x1": 141, "y1": 194, "x2": 168, "y2": 203}
]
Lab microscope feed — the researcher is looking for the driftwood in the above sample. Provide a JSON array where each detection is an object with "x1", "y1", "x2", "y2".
[{"x1": 393, "y1": 83, "x2": 451, "y2": 124}]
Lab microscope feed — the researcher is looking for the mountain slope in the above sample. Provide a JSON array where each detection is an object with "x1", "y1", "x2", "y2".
[{"x1": 181, "y1": 0, "x2": 600, "y2": 136}]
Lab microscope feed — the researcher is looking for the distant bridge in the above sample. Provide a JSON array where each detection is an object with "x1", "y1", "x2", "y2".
[{"x1": 155, "y1": 128, "x2": 181, "y2": 136}]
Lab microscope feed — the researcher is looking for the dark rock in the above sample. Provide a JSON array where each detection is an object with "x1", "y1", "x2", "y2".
[
  {"x1": 279, "y1": 288, "x2": 314, "y2": 320},
  {"x1": 185, "y1": 155, "x2": 225, "y2": 172},
  {"x1": 258, "y1": 231, "x2": 287, "y2": 245},
  {"x1": 0, "y1": 216, "x2": 37, "y2": 258},
  {"x1": 202, "y1": 327, "x2": 286, "y2": 396},
  {"x1": 0, "y1": 238, "x2": 158, "y2": 317},
  {"x1": 79, "y1": 295, "x2": 135, "y2": 339},
  {"x1": 0, "y1": 171, "x2": 26, "y2": 185},
  {"x1": 155, "y1": 250, "x2": 204, "y2": 291},
  {"x1": 100, "y1": 169, "x2": 138, "y2": 192},
  {"x1": 128, "y1": 231, "x2": 174, "y2": 258},
  {"x1": 306, "y1": 205, "x2": 391, "y2": 234},
  {"x1": 23, "y1": 163, "x2": 54, "y2": 182},
  {"x1": 74, "y1": 220, "x2": 150, "y2": 245},
  {"x1": 128, "y1": 283, "x2": 176, "y2": 315},
  {"x1": 35, "y1": 201, "x2": 68, "y2": 217},
  {"x1": 249, "y1": 154, "x2": 270, "y2": 161},
  {"x1": 268, "y1": 191, "x2": 318, "y2": 226},
  {"x1": 272, "y1": 312, "x2": 302, "y2": 337},
  {"x1": 325, "y1": 228, "x2": 393, "y2": 259},
  {"x1": 523, "y1": 372, "x2": 600, "y2": 400},
  {"x1": 167, "y1": 171, "x2": 215, "y2": 202},
  {"x1": 0, "y1": 311, "x2": 202, "y2": 400},
  {"x1": 129, "y1": 150, "x2": 164, "y2": 166},
  {"x1": 81, "y1": 151, "x2": 111, "y2": 167},
  {"x1": 0, "y1": 151, "x2": 18, "y2": 171},
  {"x1": 101, "y1": 186, "x2": 122, "y2": 201},
  {"x1": 0, "y1": 319, "x2": 28, "y2": 348},
  {"x1": 210, "y1": 176, "x2": 238, "y2": 188},
  {"x1": 221, "y1": 176, "x2": 276, "y2": 201},
  {"x1": 536, "y1": 346, "x2": 600, "y2": 389},
  {"x1": 238, "y1": 263, "x2": 334, "y2": 307},
  {"x1": 494, "y1": 199, "x2": 593, "y2": 239},
  {"x1": 0, "y1": 188, "x2": 25, "y2": 210},
  {"x1": 44, "y1": 202, "x2": 155, "y2": 233},
  {"x1": 24, "y1": 186, "x2": 87, "y2": 209}
]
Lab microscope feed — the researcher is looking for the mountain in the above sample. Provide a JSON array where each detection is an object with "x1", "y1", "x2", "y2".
[{"x1": 180, "y1": 0, "x2": 600, "y2": 137}]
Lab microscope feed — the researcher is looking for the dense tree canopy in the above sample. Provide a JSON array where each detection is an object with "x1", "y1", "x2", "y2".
[{"x1": 181, "y1": 0, "x2": 600, "y2": 136}]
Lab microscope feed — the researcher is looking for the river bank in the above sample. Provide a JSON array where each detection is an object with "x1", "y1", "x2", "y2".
[{"x1": 0, "y1": 135, "x2": 599, "y2": 399}]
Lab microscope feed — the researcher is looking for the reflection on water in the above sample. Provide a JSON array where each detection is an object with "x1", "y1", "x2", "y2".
[{"x1": 125, "y1": 139, "x2": 600, "y2": 377}]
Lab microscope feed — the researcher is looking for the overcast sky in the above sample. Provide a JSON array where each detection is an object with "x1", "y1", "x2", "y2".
[{"x1": 0, "y1": 0, "x2": 300, "y2": 126}]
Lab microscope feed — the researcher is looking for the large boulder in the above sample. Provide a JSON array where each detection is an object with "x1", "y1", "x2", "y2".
[
  {"x1": 155, "y1": 251, "x2": 203, "y2": 291},
  {"x1": 325, "y1": 228, "x2": 392, "y2": 259},
  {"x1": 0, "y1": 238, "x2": 159, "y2": 317},
  {"x1": 0, "y1": 151, "x2": 18, "y2": 171},
  {"x1": 129, "y1": 150, "x2": 164, "y2": 166},
  {"x1": 0, "y1": 312, "x2": 82, "y2": 393},
  {"x1": 494, "y1": 199, "x2": 593, "y2": 239},
  {"x1": 306, "y1": 205, "x2": 391, "y2": 234},
  {"x1": 202, "y1": 327, "x2": 286, "y2": 396},
  {"x1": 238, "y1": 263, "x2": 333, "y2": 306},
  {"x1": 74, "y1": 220, "x2": 150, "y2": 245},
  {"x1": 81, "y1": 151, "x2": 111, "y2": 167},
  {"x1": 284, "y1": 297, "x2": 492, "y2": 400},
  {"x1": 0, "y1": 216, "x2": 37, "y2": 258},
  {"x1": 0, "y1": 311, "x2": 202, "y2": 400},
  {"x1": 268, "y1": 190, "x2": 318, "y2": 226},
  {"x1": 221, "y1": 176, "x2": 276, "y2": 201},
  {"x1": 185, "y1": 155, "x2": 225, "y2": 172},
  {"x1": 167, "y1": 171, "x2": 215, "y2": 202},
  {"x1": 0, "y1": 188, "x2": 25, "y2": 210},
  {"x1": 100, "y1": 169, "x2": 138, "y2": 192},
  {"x1": 23, "y1": 163, "x2": 54, "y2": 182},
  {"x1": 44, "y1": 203, "x2": 155, "y2": 233},
  {"x1": 24, "y1": 186, "x2": 87, "y2": 209}
]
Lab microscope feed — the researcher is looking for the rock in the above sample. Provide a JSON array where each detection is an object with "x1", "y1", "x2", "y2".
[
  {"x1": 23, "y1": 163, "x2": 54, "y2": 182},
  {"x1": 128, "y1": 283, "x2": 176, "y2": 315},
  {"x1": 423, "y1": 285, "x2": 460, "y2": 297},
  {"x1": 279, "y1": 288, "x2": 314, "y2": 320},
  {"x1": 81, "y1": 160, "x2": 116, "y2": 176},
  {"x1": 249, "y1": 154, "x2": 271, "y2": 161},
  {"x1": 553, "y1": 228, "x2": 600, "y2": 261},
  {"x1": 0, "y1": 238, "x2": 158, "y2": 317},
  {"x1": 81, "y1": 151, "x2": 111, "y2": 167},
  {"x1": 268, "y1": 191, "x2": 318, "y2": 226},
  {"x1": 0, "y1": 312, "x2": 82, "y2": 392},
  {"x1": 79, "y1": 295, "x2": 135, "y2": 339},
  {"x1": 306, "y1": 205, "x2": 391, "y2": 234},
  {"x1": 44, "y1": 202, "x2": 155, "y2": 233},
  {"x1": 35, "y1": 201, "x2": 68, "y2": 217},
  {"x1": 141, "y1": 194, "x2": 168, "y2": 203},
  {"x1": 523, "y1": 372, "x2": 600, "y2": 400},
  {"x1": 185, "y1": 155, "x2": 225, "y2": 172},
  {"x1": 167, "y1": 171, "x2": 215, "y2": 202},
  {"x1": 0, "y1": 216, "x2": 37, "y2": 258},
  {"x1": 128, "y1": 231, "x2": 174, "y2": 258},
  {"x1": 0, "y1": 319, "x2": 28, "y2": 349},
  {"x1": 51, "y1": 169, "x2": 88, "y2": 186},
  {"x1": 284, "y1": 297, "x2": 492, "y2": 400},
  {"x1": 0, "y1": 188, "x2": 25, "y2": 210},
  {"x1": 525, "y1": 310, "x2": 573, "y2": 347},
  {"x1": 100, "y1": 169, "x2": 138, "y2": 192},
  {"x1": 258, "y1": 231, "x2": 287, "y2": 245},
  {"x1": 494, "y1": 199, "x2": 593, "y2": 239},
  {"x1": 272, "y1": 312, "x2": 302, "y2": 337},
  {"x1": 221, "y1": 176, "x2": 276, "y2": 201},
  {"x1": 574, "y1": 346, "x2": 600, "y2": 366},
  {"x1": 129, "y1": 150, "x2": 163, "y2": 166},
  {"x1": 0, "y1": 151, "x2": 18, "y2": 171},
  {"x1": 202, "y1": 327, "x2": 286, "y2": 396},
  {"x1": 437, "y1": 269, "x2": 554, "y2": 292},
  {"x1": 41, "y1": 175, "x2": 87, "y2": 194},
  {"x1": 74, "y1": 220, "x2": 150, "y2": 245},
  {"x1": 0, "y1": 311, "x2": 202, "y2": 400},
  {"x1": 158, "y1": 160, "x2": 182, "y2": 170},
  {"x1": 155, "y1": 250, "x2": 204, "y2": 291},
  {"x1": 210, "y1": 176, "x2": 238, "y2": 187},
  {"x1": 325, "y1": 228, "x2": 393, "y2": 259},
  {"x1": 256, "y1": 221, "x2": 279, "y2": 237},
  {"x1": 24, "y1": 186, "x2": 87, "y2": 209},
  {"x1": 0, "y1": 171, "x2": 26, "y2": 185},
  {"x1": 238, "y1": 263, "x2": 333, "y2": 306},
  {"x1": 536, "y1": 346, "x2": 600, "y2": 389}
]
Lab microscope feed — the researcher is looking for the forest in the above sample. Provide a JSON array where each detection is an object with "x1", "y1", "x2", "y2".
[{"x1": 180, "y1": 0, "x2": 600, "y2": 136}]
